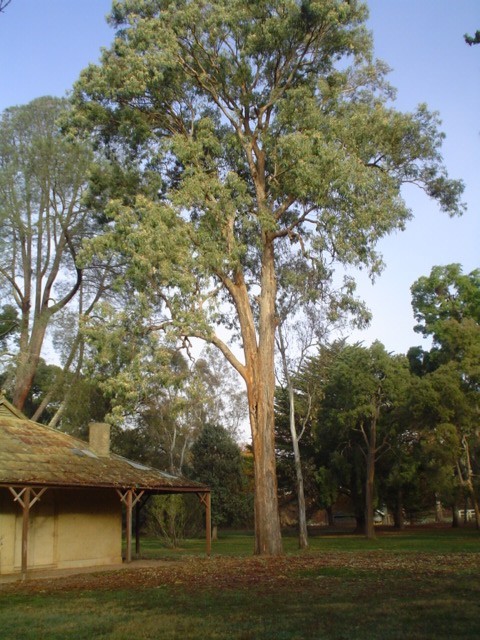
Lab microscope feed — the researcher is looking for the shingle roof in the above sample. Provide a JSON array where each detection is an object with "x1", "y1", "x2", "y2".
[{"x1": 0, "y1": 395, "x2": 207, "y2": 493}]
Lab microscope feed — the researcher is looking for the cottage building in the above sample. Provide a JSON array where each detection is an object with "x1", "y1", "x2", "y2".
[{"x1": 0, "y1": 394, "x2": 210, "y2": 578}]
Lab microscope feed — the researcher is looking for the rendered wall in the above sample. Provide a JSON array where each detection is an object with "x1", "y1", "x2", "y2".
[{"x1": 0, "y1": 487, "x2": 122, "y2": 575}]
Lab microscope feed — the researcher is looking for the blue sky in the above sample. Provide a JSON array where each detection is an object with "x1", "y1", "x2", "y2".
[{"x1": 1, "y1": 0, "x2": 478, "y2": 356}]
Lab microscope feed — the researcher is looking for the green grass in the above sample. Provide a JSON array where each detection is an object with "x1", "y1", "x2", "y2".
[
  {"x1": 1, "y1": 527, "x2": 479, "y2": 640},
  {"x1": 138, "y1": 525, "x2": 480, "y2": 557}
]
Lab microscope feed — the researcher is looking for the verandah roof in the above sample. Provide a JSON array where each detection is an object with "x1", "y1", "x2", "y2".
[{"x1": 0, "y1": 394, "x2": 208, "y2": 494}]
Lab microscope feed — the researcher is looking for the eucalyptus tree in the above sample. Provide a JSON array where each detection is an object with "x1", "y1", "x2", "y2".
[
  {"x1": 0, "y1": 97, "x2": 104, "y2": 411},
  {"x1": 71, "y1": 0, "x2": 464, "y2": 554},
  {"x1": 0, "y1": 304, "x2": 18, "y2": 351},
  {"x1": 411, "y1": 265, "x2": 480, "y2": 526},
  {"x1": 193, "y1": 345, "x2": 248, "y2": 438},
  {"x1": 409, "y1": 366, "x2": 470, "y2": 526},
  {"x1": 411, "y1": 264, "x2": 480, "y2": 375},
  {"x1": 465, "y1": 31, "x2": 480, "y2": 46},
  {"x1": 82, "y1": 303, "x2": 246, "y2": 473}
]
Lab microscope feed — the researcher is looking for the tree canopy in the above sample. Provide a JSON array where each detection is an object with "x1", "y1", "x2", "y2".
[
  {"x1": 411, "y1": 264, "x2": 480, "y2": 376},
  {"x1": 410, "y1": 264, "x2": 480, "y2": 527},
  {"x1": 190, "y1": 423, "x2": 249, "y2": 532},
  {"x1": 69, "y1": 0, "x2": 464, "y2": 554},
  {"x1": 0, "y1": 97, "x2": 101, "y2": 411},
  {"x1": 464, "y1": 30, "x2": 480, "y2": 46}
]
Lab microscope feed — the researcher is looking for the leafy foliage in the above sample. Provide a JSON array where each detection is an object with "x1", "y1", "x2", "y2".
[
  {"x1": 465, "y1": 30, "x2": 480, "y2": 46},
  {"x1": 145, "y1": 494, "x2": 192, "y2": 548},
  {"x1": 0, "y1": 97, "x2": 105, "y2": 412},
  {"x1": 190, "y1": 423, "x2": 253, "y2": 529}
]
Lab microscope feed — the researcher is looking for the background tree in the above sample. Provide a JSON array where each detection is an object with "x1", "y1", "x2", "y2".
[
  {"x1": 274, "y1": 254, "x2": 369, "y2": 547},
  {"x1": 0, "y1": 304, "x2": 18, "y2": 352},
  {"x1": 71, "y1": 0, "x2": 464, "y2": 554},
  {"x1": 377, "y1": 373, "x2": 453, "y2": 528},
  {"x1": 0, "y1": 97, "x2": 102, "y2": 411},
  {"x1": 190, "y1": 423, "x2": 250, "y2": 539},
  {"x1": 410, "y1": 265, "x2": 480, "y2": 526},
  {"x1": 411, "y1": 264, "x2": 480, "y2": 366},
  {"x1": 317, "y1": 341, "x2": 411, "y2": 538},
  {"x1": 82, "y1": 302, "x2": 247, "y2": 474},
  {"x1": 192, "y1": 346, "x2": 248, "y2": 438},
  {"x1": 82, "y1": 309, "x2": 198, "y2": 473},
  {"x1": 465, "y1": 31, "x2": 480, "y2": 46}
]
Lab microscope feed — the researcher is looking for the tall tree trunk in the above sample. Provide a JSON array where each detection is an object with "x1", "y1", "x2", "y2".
[
  {"x1": 215, "y1": 239, "x2": 283, "y2": 555},
  {"x1": 451, "y1": 504, "x2": 460, "y2": 528},
  {"x1": 277, "y1": 323, "x2": 308, "y2": 549},
  {"x1": 462, "y1": 438, "x2": 480, "y2": 530},
  {"x1": 13, "y1": 315, "x2": 49, "y2": 411},
  {"x1": 365, "y1": 443, "x2": 376, "y2": 539},
  {"x1": 246, "y1": 240, "x2": 282, "y2": 555},
  {"x1": 361, "y1": 409, "x2": 378, "y2": 540},
  {"x1": 435, "y1": 495, "x2": 443, "y2": 523},
  {"x1": 326, "y1": 505, "x2": 335, "y2": 527},
  {"x1": 393, "y1": 488, "x2": 405, "y2": 530},
  {"x1": 290, "y1": 394, "x2": 309, "y2": 549},
  {"x1": 248, "y1": 374, "x2": 283, "y2": 555}
]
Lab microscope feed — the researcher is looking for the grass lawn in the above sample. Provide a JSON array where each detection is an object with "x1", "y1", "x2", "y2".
[{"x1": 1, "y1": 527, "x2": 479, "y2": 640}]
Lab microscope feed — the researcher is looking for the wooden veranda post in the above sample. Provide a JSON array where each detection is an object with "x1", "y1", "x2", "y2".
[
  {"x1": 135, "y1": 501, "x2": 141, "y2": 557},
  {"x1": 126, "y1": 489, "x2": 133, "y2": 563},
  {"x1": 117, "y1": 489, "x2": 145, "y2": 563},
  {"x1": 21, "y1": 487, "x2": 31, "y2": 579},
  {"x1": 197, "y1": 492, "x2": 211, "y2": 556},
  {"x1": 206, "y1": 492, "x2": 211, "y2": 556},
  {"x1": 7, "y1": 486, "x2": 47, "y2": 580}
]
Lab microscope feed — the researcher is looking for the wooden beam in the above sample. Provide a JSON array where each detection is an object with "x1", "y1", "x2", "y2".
[
  {"x1": 7, "y1": 486, "x2": 47, "y2": 579},
  {"x1": 135, "y1": 501, "x2": 141, "y2": 558},
  {"x1": 206, "y1": 491, "x2": 211, "y2": 557},
  {"x1": 197, "y1": 492, "x2": 212, "y2": 557},
  {"x1": 125, "y1": 489, "x2": 133, "y2": 563},
  {"x1": 116, "y1": 489, "x2": 144, "y2": 563},
  {"x1": 21, "y1": 487, "x2": 31, "y2": 579}
]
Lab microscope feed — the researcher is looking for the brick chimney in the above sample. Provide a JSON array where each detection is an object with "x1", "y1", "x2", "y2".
[{"x1": 88, "y1": 422, "x2": 111, "y2": 457}]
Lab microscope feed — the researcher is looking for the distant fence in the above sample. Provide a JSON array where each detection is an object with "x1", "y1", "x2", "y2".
[{"x1": 458, "y1": 509, "x2": 476, "y2": 522}]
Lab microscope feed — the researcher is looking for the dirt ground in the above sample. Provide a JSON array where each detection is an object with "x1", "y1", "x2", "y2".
[
  {"x1": 0, "y1": 557, "x2": 173, "y2": 587},
  {"x1": 2, "y1": 550, "x2": 478, "y2": 596}
]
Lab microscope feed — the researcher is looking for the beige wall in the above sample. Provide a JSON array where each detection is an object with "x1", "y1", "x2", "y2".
[{"x1": 0, "y1": 487, "x2": 122, "y2": 575}]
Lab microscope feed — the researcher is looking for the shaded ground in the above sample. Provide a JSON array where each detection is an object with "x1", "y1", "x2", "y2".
[
  {"x1": 2, "y1": 551, "x2": 479, "y2": 595},
  {"x1": 1, "y1": 535, "x2": 480, "y2": 640}
]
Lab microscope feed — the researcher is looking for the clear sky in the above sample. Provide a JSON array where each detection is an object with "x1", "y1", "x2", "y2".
[{"x1": 1, "y1": 0, "x2": 479, "y2": 356}]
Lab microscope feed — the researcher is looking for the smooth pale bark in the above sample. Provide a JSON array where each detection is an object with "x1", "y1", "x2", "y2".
[
  {"x1": 277, "y1": 323, "x2": 308, "y2": 549},
  {"x1": 435, "y1": 496, "x2": 444, "y2": 523},
  {"x1": 360, "y1": 402, "x2": 380, "y2": 541},
  {"x1": 13, "y1": 277, "x2": 82, "y2": 411},
  {"x1": 365, "y1": 440, "x2": 376, "y2": 540}
]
